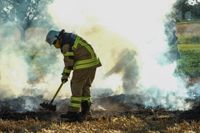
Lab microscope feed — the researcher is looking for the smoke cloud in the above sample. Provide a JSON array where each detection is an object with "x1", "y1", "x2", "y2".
[
  {"x1": 0, "y1": 0, "x2": 198, "y2": 111},
  {"x1": 105, "y1": 49, "x2": 139, "y2": 94},
  {"x1": 0, "y1": 22, "x2": 67, "y2": 99},
  {"x1": 48, "y1": 0, "x2": 192, "y2": 110}
]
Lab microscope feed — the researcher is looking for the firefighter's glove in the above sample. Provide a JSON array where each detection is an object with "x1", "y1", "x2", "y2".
[{"x1": 61, "y1": 74, "x2": 68, "y2": 83}]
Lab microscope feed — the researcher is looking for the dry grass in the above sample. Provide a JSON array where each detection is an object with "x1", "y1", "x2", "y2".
[
  {"x1": 0, "y1": 119, "x2": 50, "y2": 132},
  {"x1": 176, "y1": 22, "x2": 200, "y2": 37},
  {"x1": 178, "y1": 44, "x2": 200, "y2": 51},
  {"x1": 164, "y1": 121, "x2": 200, "y2": 133},
  {"x1": 0, "y1": 114, "x2": 200, "y2": 133}
]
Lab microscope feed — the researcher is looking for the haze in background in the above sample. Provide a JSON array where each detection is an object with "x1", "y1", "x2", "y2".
[
  {"x1": 48, "y1": 0, "x2": 191, "y2": 110},
  {"x1": 0, "y1": 0, "x2": 194, "y2": 110}
]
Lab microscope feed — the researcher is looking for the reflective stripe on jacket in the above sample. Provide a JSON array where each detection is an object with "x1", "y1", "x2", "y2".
[{"x1": 63, "y1": 35, "x2": 101, "y2": 71}]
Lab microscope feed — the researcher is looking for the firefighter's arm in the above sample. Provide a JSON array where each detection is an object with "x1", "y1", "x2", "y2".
[{"x1": 61, "y1": 44, "x2": 74, "y2": 82}]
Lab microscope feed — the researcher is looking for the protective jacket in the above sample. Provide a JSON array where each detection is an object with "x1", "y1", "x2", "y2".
[{"x1": 60, "y1": 33, "x2": 101, "y2": 77}]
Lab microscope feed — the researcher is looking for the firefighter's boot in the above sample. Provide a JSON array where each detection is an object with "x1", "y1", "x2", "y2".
[
  {"x1": 80, "y1": 101, "x2": 92, "y2": 121},
  {"x1": 60, "y1": 112, "x2": 82, "y2": 122}
]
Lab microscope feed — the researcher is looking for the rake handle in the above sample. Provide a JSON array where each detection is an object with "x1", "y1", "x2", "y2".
[{"x1": 49, "y1": 82, "x2": 64, "y2": 104}]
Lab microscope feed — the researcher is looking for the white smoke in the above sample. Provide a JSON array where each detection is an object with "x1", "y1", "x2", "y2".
[
  {"x1": 0, "y1": 0, "x2": 194, "y2": 110},
  {"x1": 0, "y1": 23, "x2": 28, "y2": 98},
  {"x1": 48, "y1": 0, "x2": 192, "y2": 110},
  {"x1": 0, "y1": 23, "x2": 71, "y2": 100}
]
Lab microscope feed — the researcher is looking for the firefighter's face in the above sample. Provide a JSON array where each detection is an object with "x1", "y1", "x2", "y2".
[{"x1": 53, "y1": 39, "x2": 61, "y2": 48}]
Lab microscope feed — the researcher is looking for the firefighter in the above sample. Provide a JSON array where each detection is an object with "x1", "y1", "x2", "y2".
[{"x1": 46, "y1": 29, "x2": 101, "y2": 122}]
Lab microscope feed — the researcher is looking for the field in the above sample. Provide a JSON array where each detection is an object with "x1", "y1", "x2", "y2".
[
  {"x1": 0, "y1": 113, "x2": 200, "y2": 133},
  {"x1": 0, "y1": 22, "x2": 200, "y2": 133},
  {"x1": 176, "y1": 21, "x2": 200, "y2": 78},
  {"x1": 177, "y1": 44, "x2": 200, "y2": 77},
  {"x1": 0, "y1": 95, "x2": 200, "y2": 133}
]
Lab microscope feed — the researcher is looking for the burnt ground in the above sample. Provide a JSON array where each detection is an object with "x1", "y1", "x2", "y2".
[
  {"x1": 0, "y1": 94, "x2": 200, "y2": 132},
  {"x1": 0, "y1": 94, "x2": 200, "y2": 122}
]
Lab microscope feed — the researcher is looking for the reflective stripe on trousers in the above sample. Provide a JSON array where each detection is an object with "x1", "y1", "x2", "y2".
[{"x1": 69, "y1": 96, "x2": 91, "y2": 111}]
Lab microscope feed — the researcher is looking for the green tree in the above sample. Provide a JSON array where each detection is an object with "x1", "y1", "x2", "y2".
[
  {"x1": 173, "y1": 0, "x2": 200, "y2": 21},
  {"x1": 165, "y1": 0, "x2": 200, "y2": 62},
  {"x1": 0, "y1": 0, "x2": 54, "y2": 40}
]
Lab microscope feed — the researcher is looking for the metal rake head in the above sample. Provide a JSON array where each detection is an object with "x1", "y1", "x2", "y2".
[{"x1": 40, "y1": 102, "x2": 56, "y2": 112}]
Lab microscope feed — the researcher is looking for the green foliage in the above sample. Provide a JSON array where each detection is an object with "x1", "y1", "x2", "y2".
[
  {"x1": 177, "y1": 44, "x2": 200, "y2": 77},
  {"x1": 178, "y1": 36, "x2": 200, "y2": 44},
  {"x1": 164, "y1": 0, "x2": 200, "y2": 62},
  {"x1": 178, "y1": 43, "x2": 200, "y2": 51},
  {"x1": 173, "y1": 0, "x2": 200, "y2": 21},
  {"x1": 0, "y1": 0, "x2": 54, "y2": 39}
]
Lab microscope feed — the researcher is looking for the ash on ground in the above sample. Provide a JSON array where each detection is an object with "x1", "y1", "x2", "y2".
[{"x1": 0, "y1": 94, "x2": 200, "y2": 121}]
